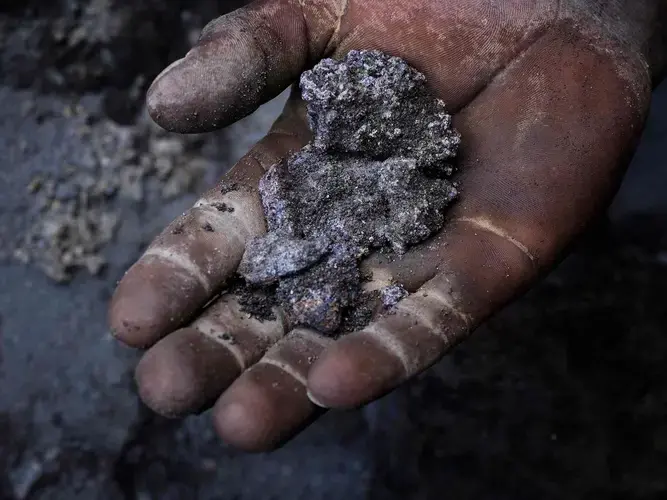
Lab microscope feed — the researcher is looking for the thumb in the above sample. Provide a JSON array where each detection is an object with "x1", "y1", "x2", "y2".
[{"x1": 147, "y1": 0, "x2": 345, "y2": 133}]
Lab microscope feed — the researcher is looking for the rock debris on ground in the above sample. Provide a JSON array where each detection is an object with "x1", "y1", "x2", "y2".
[{"x1": 13, "y1": 106, "x2": 213, "y2": 282}]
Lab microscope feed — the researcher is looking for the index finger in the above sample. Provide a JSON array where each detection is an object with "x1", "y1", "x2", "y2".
[{"x1": 109, "y1": 91, "x2": 310, "y2": 348}]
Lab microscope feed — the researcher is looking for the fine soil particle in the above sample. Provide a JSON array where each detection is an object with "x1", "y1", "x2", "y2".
[
  {"x1": 232, "y1": 281, "x2": 278, "y2": 322},
  {"x1": 238, "y1": 50, "x2": 461, "y2": 336},
  {"x1": 339, "y1": 290, "x2": 382, "y2": 334},
  {"x1": 380, "y1": 285, "x2": 409, "y2": 308}
]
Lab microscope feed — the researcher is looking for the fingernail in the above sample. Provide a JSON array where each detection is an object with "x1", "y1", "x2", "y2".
[
  {"x1": 146, "y1": 57, "x2": 189, "y2": 128},
  {"x1": 306, "y1": 389, "x2": 329, "y2": 408},
  {"x1": 150, "y1": 56, "x2": 188, "y2": 91}
]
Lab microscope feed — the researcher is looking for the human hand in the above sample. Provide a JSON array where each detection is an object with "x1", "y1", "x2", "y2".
[{"x1": 109, "y1": 0, "x2": 664, "y2": 451}]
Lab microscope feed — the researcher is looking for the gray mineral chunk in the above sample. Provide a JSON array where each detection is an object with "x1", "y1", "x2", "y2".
[
  {"x1": 277, "y1": 247, "x2": 360, "y2": 334},
  {"x1": 239, "y1": 232, "x2": 330, "y2": 284},
  {"x1": 381, "y1": 285, "x2": 409, "y2": 308},
  {"x1": 243, "y1": 50, "x2": 462, "y2": 335},
  {"x1": 300, "y1": 50, "x2": 461, "y2": 171},
  {"x1": 260, "y1": 151, "x2": 458, "y2": 255}
]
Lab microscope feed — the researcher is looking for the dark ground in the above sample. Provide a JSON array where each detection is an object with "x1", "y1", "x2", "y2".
[{"x1": 1, "y1": 2, "x2": 667, "y2": 499}]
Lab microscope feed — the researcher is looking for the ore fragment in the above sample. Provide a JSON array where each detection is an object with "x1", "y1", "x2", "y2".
[
  {"x1": 239, "y1": 50, "x2": 462, "y2": 335},
  {"x1": 381, "y1": 285, "x2": 409, "y2": 308},
  {"x1": 300, "y1": 49, "x2": 461, "y2": 170},
  {"x1": 276, "y1": 247, "x2": 360, "y2": 334},
  {"x1": 239, "y1": 232, "x2": 330, "y2": 284}
]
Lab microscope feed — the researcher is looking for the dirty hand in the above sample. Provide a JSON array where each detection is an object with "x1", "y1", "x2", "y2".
[{"x1": 109, "y1": 0, "x2": 665, "y2": 451}]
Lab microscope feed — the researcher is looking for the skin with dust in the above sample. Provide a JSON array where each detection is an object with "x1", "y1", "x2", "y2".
[{"x1": 238, "y1": 50, "x2": 461, "y2": 335}]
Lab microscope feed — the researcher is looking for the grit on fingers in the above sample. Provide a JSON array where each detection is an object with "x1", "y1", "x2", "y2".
[
  {"x1": 109, "y1": 94, "x2": 309, "y2": 348},
  {"x1": 135, "y1": 293, "x2": 287, "y2": 417},
  {"x1": 213, "y1": 328, "x2": 333, "y2": 451}
]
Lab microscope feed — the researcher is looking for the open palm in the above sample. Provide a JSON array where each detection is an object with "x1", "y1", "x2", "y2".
[{"x1": 110, "y1": 0, "x2": 658, "y2": 451}]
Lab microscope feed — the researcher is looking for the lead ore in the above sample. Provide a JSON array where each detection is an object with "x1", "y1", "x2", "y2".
[{"x1": 238, "y1": 50, "x2": 461, "y2": 335}]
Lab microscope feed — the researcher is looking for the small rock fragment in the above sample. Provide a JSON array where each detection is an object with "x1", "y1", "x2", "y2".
[
  {"x1": 239, "y1": 232, "x2": 330, "y2": 284},
  {"x1": 380, "y1": 284, "x2": 409, "y2": 308},
  {"x1": 300, "y1": 49, "x2": 461, "y2": 170},
  {"x1": 276, "y1": 246, "x2": 360, "y2": 334}
]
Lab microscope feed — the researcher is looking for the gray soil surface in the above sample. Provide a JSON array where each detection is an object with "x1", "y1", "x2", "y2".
[
  {"x1": 2, "y1": 2, "x2": 667, "y2": 499},
  {"x1": 239, "y1": 51, "x2": 459, "y2": 334}
]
